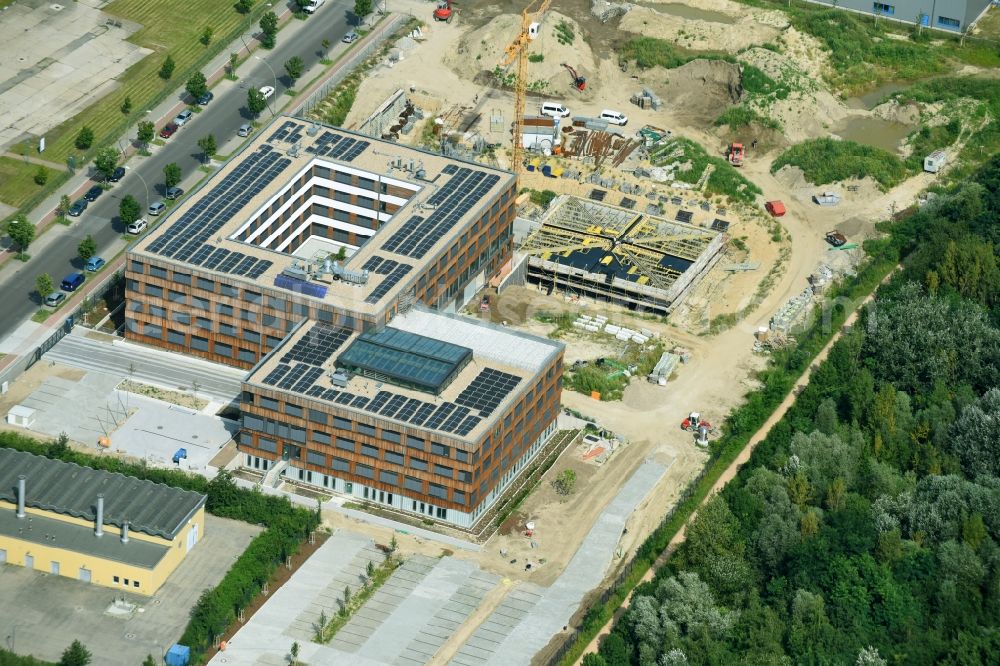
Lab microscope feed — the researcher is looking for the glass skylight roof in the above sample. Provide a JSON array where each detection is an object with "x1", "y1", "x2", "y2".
[{"x1": 338, "y1": 327, "x2": 472, "y2": 394}]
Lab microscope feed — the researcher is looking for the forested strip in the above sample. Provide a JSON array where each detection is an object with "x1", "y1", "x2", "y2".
[{"x1": 584, "y1": 161, "x2": 1000, "y2": 665}]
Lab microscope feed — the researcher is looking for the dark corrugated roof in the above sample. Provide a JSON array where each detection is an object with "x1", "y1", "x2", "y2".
[{"x1": 0, "y1": 449, "x2": 206, "y2": 540}]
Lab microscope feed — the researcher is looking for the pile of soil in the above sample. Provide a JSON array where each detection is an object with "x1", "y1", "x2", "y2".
[
  {"x1": 619, "y1": 4, "x2": 784, "y2": 54},
  {"x1": 660, "y1": 59, "x2": 744, "y2": 124}
]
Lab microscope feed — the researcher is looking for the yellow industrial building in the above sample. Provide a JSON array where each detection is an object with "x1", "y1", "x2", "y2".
[{"x1": 0, "y1": 448, "x2": 206, "y2": 596}]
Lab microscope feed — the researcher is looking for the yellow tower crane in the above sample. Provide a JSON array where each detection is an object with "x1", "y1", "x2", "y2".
[{"x1": 500, "y1": 0, "x2": 552, "y2": 175}]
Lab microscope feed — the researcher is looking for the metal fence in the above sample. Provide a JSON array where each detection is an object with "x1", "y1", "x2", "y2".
[{"x1": 293, "y1": 14, "x2": 411, "y2": 119}]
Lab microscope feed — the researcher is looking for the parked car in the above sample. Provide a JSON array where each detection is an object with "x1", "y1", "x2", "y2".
[
  {"x1": 126, "y1": 218, "x2": 148, "y2": 235},
  {"x1": 109, "y1": 166, "x2": 126, "y2": 182},
  {"x1": 174, "y1": 109, "x2": 193, "y2": 126},
  {"x1": 68, "y1": 199, "x2": 88, "y2": 217},
  {"x1": 60, "y1": 272, "x2": 85, "y2": 292},
  {"x1": 159, "y1": 122, "x2": 179, "y2": 139},
  {"x1": 84, "y1": 185, "x2": 103, "y2": 202},
  {"x1": 540, "y1": 102, "x2": 570, "y2": 118},
  {"x1": 165, "y1": 186, "x2": 184, "y2": 200},
  {"x1": 197, "y1": 91, "x2": 214, "y2": 106},
  {"x1": 148, "y1": 201, "x2": 166, "y2": 216},
  {"x1": 342, "y1": 31, "x2": 359, "y2": 44},
  {"x1": 237, "y1": 123, "x2": 253, "y2": 137},
  {"x1": 304, "y1": 0, "x2": 325, "y2": 13},
  {"x1": 84, "y1": 256, "x2": 106, "y2": 272},
  {"x1": 44, "y1": 292, "x2": 66, "y2": 307},
  {"x1": 599, "y1": 109, "x2": 628, "y2": 126},
  {"x1": 259, "y1": 85, "x2": 275, "y2": 99}
]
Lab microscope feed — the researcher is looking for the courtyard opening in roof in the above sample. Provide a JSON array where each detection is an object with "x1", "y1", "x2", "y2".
[{"x1": 338, "y1": 327, "x2": 473, "y2": 394}]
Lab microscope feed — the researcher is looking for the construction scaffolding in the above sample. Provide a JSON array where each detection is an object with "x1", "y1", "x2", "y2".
[{"x1": 521, "y1": 195, "x2": 726, "y2": 314}]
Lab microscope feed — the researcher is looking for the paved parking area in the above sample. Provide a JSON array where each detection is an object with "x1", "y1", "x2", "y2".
[
  {"x1": 450, "y1": 458, "x2": 671, "y2": 666},
  {"x1": 0, "y1": 514, "x2": 260, "y2": 664},
  {"x1": 17, "y1": 368, "x2": 236, "y2": 470},
  {"x1": 0, "y1": 0, "x2": 150, "y2": 149}
]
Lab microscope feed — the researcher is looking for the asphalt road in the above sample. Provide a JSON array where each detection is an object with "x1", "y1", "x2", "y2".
[
  {"x1": 45, "y1": 333, "x2": 245, "y2": 402},
  {"x1": 0, "y1": 3, "x2": 357, "y2": 340}
]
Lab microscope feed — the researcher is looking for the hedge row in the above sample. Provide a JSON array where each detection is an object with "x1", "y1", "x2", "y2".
[
  {"x1": 0, "y1": 432, "x2": 320, "y2": 665},
  {"x1": 554, "y1": 239, "x2": 899, "y2": 665}
]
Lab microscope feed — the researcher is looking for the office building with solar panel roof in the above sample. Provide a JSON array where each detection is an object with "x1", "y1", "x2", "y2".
[{"x1": 124, "y1": 116, "x2": 565, "y2": 528}]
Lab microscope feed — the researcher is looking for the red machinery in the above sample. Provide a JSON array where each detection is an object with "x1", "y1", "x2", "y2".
[
  {"x1": 433, "y1": 0, "x2": 456, "y2": 22},
  {"x1": 681, "y1": 412, "x2": 712, "y2": 432},
  {"x1": 727, "y1": 143, "x2": 745, "y2": 166},
  {"x1": 561, "y1": 63, "x2": 587, "y2": 91}
]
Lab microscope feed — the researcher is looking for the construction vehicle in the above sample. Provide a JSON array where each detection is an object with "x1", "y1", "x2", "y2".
[
  {"x1": 825, "y1": 230, "x2": 847, "y2": 247},
  {"x1": 727, "y1": 143, "x2": 745, "y2": 167},
  {"x1": 681, "y1": 411, "x2": 712, "y2": 432},
  {"x1": 433, "y1": 0, "x2": 456, "y2": 22},
  {"x1": 561, "y1": 63, "x2": 587, "y2": 91},
  {"x1": 500, "y1": 0, "x2": 553, "y2": 175}
]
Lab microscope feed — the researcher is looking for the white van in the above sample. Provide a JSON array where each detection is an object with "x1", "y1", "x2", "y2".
[
  {"x1": 540, "y1": 102, "x2": 570, "y2": 118},
  {"x1": 600, "y1": 109, "x2": 629, "y2": 126}
]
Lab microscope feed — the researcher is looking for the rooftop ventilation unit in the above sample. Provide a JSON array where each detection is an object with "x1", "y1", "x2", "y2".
[
  {"x1": 329, "y1": 370, "x2": 350, "y2": 387},
  {"x1": 308, "y1": 122, "x2": 320, "y2": 137},
  {"x1": 319, "y1": 258, "x2": 369, "y2": 285}
]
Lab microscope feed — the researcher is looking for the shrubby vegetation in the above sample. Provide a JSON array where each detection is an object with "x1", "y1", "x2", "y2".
[
  {"x1": 582, "y1": 157, "x2": 1000, "y2": 665},
  {"x1": 618, "y1": 37, "x2": 733, "y2": 70},
  {"x1": 650, "y1": 137, "x2": 762, "y2": 203},
  {"x1": 771, "y1": 138, "x2": 909, "y2": 190},
  {"x1": 0, "y1": 432, "x2": 320, "y2": 665}
]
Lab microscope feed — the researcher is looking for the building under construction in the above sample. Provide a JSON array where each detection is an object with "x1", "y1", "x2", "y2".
[{"x1": 521, "y1": 195, "x2": 727, "y2": 314}]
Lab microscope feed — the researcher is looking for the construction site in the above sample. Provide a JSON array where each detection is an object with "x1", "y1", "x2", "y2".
[{"x1": 251, "y1": 0, "x2": 990, "y2": 662}]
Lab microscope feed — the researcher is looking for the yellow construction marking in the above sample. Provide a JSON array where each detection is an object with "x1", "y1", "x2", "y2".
[
  {"x1": 600, "y1": 255, "x2": 613, "y2": 265},
  {"x1": 638, "y1": 275, "x2": 650, "y2": 285},
  {"x1": 541, "y1": 252, "x2": 552, "y2": 260}
]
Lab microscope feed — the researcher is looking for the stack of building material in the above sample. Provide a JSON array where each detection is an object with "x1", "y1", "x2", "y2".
[{"x1": 770, "y1": 288, "x2": 814, "y2": 333}]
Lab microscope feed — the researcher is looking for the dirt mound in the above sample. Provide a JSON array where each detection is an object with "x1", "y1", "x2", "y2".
[
  {"x1": 660, "y1": 59, "x2": 744, "y2": 124},
  {"x1": 619, "y1": 5, "x2": 783, "y2": 54},
  {"x1": 444, "y1": 12, "x2": 600, "y2": 94}
]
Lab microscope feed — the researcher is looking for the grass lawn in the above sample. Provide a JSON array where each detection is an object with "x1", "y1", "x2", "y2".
[
  {"x1": 41, "y1": 0, "x2": 261, "y2": 162},
  {"x1": 0, "y1": 157, "x2": 50, "y2": 208}
]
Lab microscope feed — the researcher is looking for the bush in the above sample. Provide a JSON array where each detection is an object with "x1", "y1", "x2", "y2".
[
  {"x1": 771, "y1": 137, "x2": 909, "y2": 190},
  {"x1": 714, "y1": 105, "x2": 780, "y2": 131},
  {"x1": 33, "y1": 166, "x2": 49, "y2": 186},
  {"x1": 75, "y1": 126, "x2": 94, "y2": 150},
  {"x1": 619, "y1": 37, "x2": 733, "y2": 70},
  {"x1": 528, "y1": 189, "x2": 557, "y2": 208},
  {"x1": 650, "y1": 137, "x2": 762, "y2": 203}
]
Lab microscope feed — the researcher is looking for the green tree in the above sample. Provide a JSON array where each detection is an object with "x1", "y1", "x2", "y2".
[
  {"x1": 164, "y1": 162, "x2": 182, "y2": 188},
  {"x1": 247, "y1": 87, "x2": 267, "y2": 119},
  {"x1": 322, "y1": 38, "x2": 331, "y2": 57},
  {"x1": 552, "y1": 468, "x2": 577, "y2": 495},
  {"x1": 7, "y1": 215, "x2": 35, "y2": 258},
  {"x1": 77, "y1": 235, "x2": 97, "y2": 261},
  {"x1": 36, "y1": 273, "x2": 54, "y2": 300},
  {"x1": 121, "y1": 96, "x2": 132, "y2": 115},
  {"x1": 119, "y1": 194, "x2": 141, "y2": 225},
  {"x1": 236, "y1": 0, "x2": 253, "y2": 13},
  {"x1": 75, "y1": 126, "x2": 94, "y2": 150},
  {"x1": 58, "y1": 639, "x2": 92, "y2": 666},
  {"x1": 137, "y1": 120, "x2": 155, "y2": 148},
  {"x1": 142, "y1": 656, "x2": 157, "y2": 666},
  {"x1": 197, "y1": 134, "x2": 217, "y2": 163},
  {"x1": 93, "y1": 146, "x2": 119, "y2": 182},
  {"x1": 260, "y1": 12, "x2": 278, "y2": 49},
  {"x1": 366, "y1": 560, "x2": 375, "y2": 578},
  {"x1": 34, "y1": 165, "x2": 48, "y2": 185},
  {"x1": 354, "y1": 0, "x2": 373, "y2": 19},
  {"x1": 201, "y1": 26, "x2": 214, "y2": 46},
  {"x1": 290, "y1": 640, "x2": 300, "y2": 663},
  {"x1": 186, "y1": 72, "x2": 209, "y2": 102},
  {"x1": 228, "y1": 52, "x2": 239, "y2": 79},
  {"x1": 58, "y1": 194, "x2": 72, "y2": 219},
  {"x1": 159, "y1": 54, "x2": 176, "y2": 80},
  {"x1": 285, "y1": 56, "x2": 304, "y2": 82}
]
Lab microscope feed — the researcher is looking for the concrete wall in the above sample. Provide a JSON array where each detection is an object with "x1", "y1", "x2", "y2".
[
  {"x1": 805, "y1": 0, "x2": 991, "y2": 31},
  {"x1": 0, "y1": 501, "x2": 205, "y2": 596}
]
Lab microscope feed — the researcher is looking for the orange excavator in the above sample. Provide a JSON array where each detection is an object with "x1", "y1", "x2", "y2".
[
  {"x1": 727, "y1": 143, "x2": 745, "y2": 166},
  {"x1": 562, "y1": 63, "x2": 587, "y2": 91},
  {"x1": 433, "y1": 0, "x2": 456, "y2": 22}
]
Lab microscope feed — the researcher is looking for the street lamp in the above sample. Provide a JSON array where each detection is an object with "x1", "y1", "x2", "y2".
[
  {"x1": 124, "y1": 165, "x2": 149, "y2": 212},
  {"x1": 254, "y1": 55, "x2": 278, "y2": 117}
]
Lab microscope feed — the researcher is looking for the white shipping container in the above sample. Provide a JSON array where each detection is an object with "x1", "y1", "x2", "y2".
[{"x1": 605, "y1": 324, "x2": 621, "y2": 334}]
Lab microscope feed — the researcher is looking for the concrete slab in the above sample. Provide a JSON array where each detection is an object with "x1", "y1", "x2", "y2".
[
  {"x1": 0, "y1": 319, "x2": 42, "y2": 354},
  {"x1": 0, "y1": 515, "x2": 260, "y2": 665}
]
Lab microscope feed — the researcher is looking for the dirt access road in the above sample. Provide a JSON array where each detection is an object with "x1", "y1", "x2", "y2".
[{"x1": 573, "y1": 268, "x2": 895, "y2": 663}]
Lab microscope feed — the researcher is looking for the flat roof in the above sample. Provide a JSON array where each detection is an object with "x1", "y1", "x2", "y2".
[
  {"x1": 246, "y1": 309, "x2": 562, "y2": 444},
  {"x1": 0, "y1": 449, "x2": 206, "y2": 540},
  {"x1": 338, "y1": 328, "x2": 473, "y2": 394},
  {"x1": 130, "y1": 115, "x2": 514, "y2": 316},
  {"x1": 0, "y1": 508, "x2": 169, "y2": 570}
]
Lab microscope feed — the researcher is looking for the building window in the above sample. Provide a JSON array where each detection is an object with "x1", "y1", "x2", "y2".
[
  {"x1": 130, "y1": 260, "x2": 144, "y2": 273},
  {"x1": 145, "y1": 284, "x2": 163, "y2": 298},
  {"x1": 358, "y1": 423, "x2": 376, "y2": 437},
  {"x1": 431, "y1": 443, "x2": 450, "y2": 458},
  {"x1": 382, "y1": 429, "x2": 401, "y2": 444},
  {"x1": 215, "y1": 342, "x2": 233, "y2": 358},
  {"x1": 454, "y1": 490, "x2": 466, "y2": 505},
  {"x1": 149, "y1": 265, "x2": 167, "y2": 279},
  {"x1": 219, "y1": 323, "x2": 236, "y2": 336},
  {"x1": 436, "y1": 507, "x2": 447, "y2": 519},
  {"x1": 144, "y1": 323, "x2": 162, "y2": 339},
  {"x1": 167, "y1": 329, "x2": 185, "y2": 345},
  {"x1": 407, "y1": 435, "x2": 425, "y2": 451},
  {"x1": 313, "y1": 431, "x2": 331, "y2": 445},
  {"x1": 290, "y1": 426, "x2": 306, "y2": 443},
  {"x1": 168, "y1": 290, "x2": 186, "y2": 304},
  {"x1": 285, "y1": 403, "x2": 303, "y2": 418},
  {"x1": 334, "y1": 417, "x2": 352, "y2": 430},
  {"x1": 220, "y1": 284, "x2": 238, "y2": 297},
  {"x1": 937, "y1": 15, "x2": 960, "y2": 28},
  {"x1": 113, "y1": 575, "x2": 120, "y2": 583},
  {"x1": 173, "y1": 271, "x2": 191, "y2": 286},
  {"x1": 361, "y1": 443, "x2": 379, "y2": 458},
  {"x1": 133, "y1": 580, "x2": 140, "y2": 588},
  {"x1": 307, "y1": 450, "x2": 326, "y2": 466},
  {"x1": 191, "y1": 335, "x2": 209, "y2": 352},
  {"x1": 872, "y1": 2, "x2": 894, "y2": 14},
  {"x1": 238, "y1": 348, "x2": 256, "y2": 363},
  {"x1": 259, "y1": 438, "x2": 277, "y2": 453},
  {"x1": 456, "y1": 450, "x2": 469, "y2": 463},
  {"x1": 217, "y1": 303, "x2": 234, "y2": 317},
  {"x1": 336, "y1": 437, "x2": 355, "y2": 452},
  {"x1": 385, "y1": 451, "x2": 404, "y2": 466},
  {"x1": 428, "y1": 483, "x2": 447, "y2": 500},
  {"x1": 410, "y1": 457, "x2": 428, "y2": 471},
  {"x1": 197, "y1": 277, "x2": 215, "y2": 291},
  {"x1": 243, "y1": 329, "x2": 261, "y2": 343},
  {"x1": 404, "y1": 476, "x2": 423, "y2": 493},
  {"x1": 458, "y1": 470, "x2": 472, "y2": 483},
  {"x1": 356, "y1": 463, "x2": 374, "y2": 479},
  {"x1": 241, "y1": 309, "x2": 257, "y2": 323},
  {"x1": 192, "y1": 296, "x2": 209, "y2": 310},
  {"x1": 332, "y1": 457, "x2": 350, "y2": 472},
  {"x1": 309, "y1": 409, "x2": 327, "y2": 424},
  {"x1": 149, "y1": 304, "x2": 166, "y2": 318},
  {"x1": 434, "y1": 464, "x2": 453, "y2": 479},
  {"x1": 380, "y1": 470, "x2": 398, "y2": 485},
  {"x1": 268, "y1": 296, "x2": 287, "y2": 310}
]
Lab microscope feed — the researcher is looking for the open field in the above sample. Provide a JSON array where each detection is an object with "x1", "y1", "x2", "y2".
[{"x1": 0, "y1": 157, "x2": 51, "y2": 209}]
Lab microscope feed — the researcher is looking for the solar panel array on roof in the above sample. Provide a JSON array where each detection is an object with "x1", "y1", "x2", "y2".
[
  {"x1": 338, "y1": 327, "x2": 472, "y2": 393},
  {"x1": 304, "y1": 130, "x2": 370, "y2": 161},
  {"x1": 455, "y1": 368, "x2": 521, "y2": 417},
  {"x1": 675, "y1": 210, "x2": 694, "y2": 224},
  {"x1": 671, "y1": 196, "x2": 683, "y2": 206},
  {"x1": 364, "y1": 263, "x2": 412, "y2": 304},
  {"x1": 280, "y1": 323, "x2": 352, "y2": 365},
  {"x1": 590, "y1": 189, "x2": 607, "y2": 202},
  {"x1": 381, "y1": 167, "x2": 499, "y2": 259},
  {"x1": 269, "y1": 120, "x2": 299, "y2": 142},
  {"x1": 711, "y1": 219, "x2": 730, "y2": 232},
  {"x1": 620, "y1": 197, "x2": 636, "y2": 210},
  {"x1": 147, "y1": 145, "x2": 291, "y2": 280}
]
